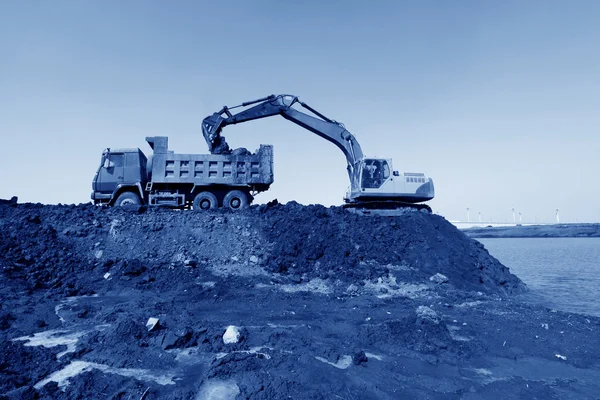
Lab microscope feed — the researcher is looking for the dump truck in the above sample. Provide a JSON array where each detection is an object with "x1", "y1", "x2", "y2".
[{"x1": 91, "y1": 136, "x2": 273, "y2": 209}]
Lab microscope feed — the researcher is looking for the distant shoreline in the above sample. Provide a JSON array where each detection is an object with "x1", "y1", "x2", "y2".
[{"x1": 463, "y1": 223, "x2": 600, "y2": 238}]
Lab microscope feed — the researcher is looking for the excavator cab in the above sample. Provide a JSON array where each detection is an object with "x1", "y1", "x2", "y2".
[
  {"x1": 353, "y1": 158, "x2": 434, "y2": 204},
  {"x1": 361, "y1": 159, "x2": 391, "y2": 189}
]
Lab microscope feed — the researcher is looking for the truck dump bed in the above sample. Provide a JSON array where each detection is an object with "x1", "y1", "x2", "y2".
[{"x1": 146, "y1": 136, "x2": 273, "y2": 190}]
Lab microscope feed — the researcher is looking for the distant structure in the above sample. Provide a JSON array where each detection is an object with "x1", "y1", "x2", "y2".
[
  {"x1": 556, "y1": 209, "x2": 560, "y2": 223},
  {"x1": 519, "y1": 212, "x2": 522, "y2": 223},
  {"x1": 512, "y1": 208, "x2": 516, "y2": 223},
  {"x1": 478, "y1": 211, "x2": 481, "y2": 223},
  {"x1": 466, "y1": 207, "x2": 470, "y2": 223}
]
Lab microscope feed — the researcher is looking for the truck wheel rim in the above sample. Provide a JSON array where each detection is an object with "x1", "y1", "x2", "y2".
[
  {"x1": 201, "y1": 199, "x2": 211, "y2": 209},
  {"x1": 230, "y1": 198, "x2": 241, "y2": 209}
]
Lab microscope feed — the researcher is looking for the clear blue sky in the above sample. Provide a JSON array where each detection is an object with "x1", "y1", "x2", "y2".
[{"x1": 1, "y1": 1, "x2": 599, "y2": 222}]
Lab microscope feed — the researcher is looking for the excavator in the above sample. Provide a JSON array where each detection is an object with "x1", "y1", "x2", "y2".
[{"x1": 201, "y1": 94, "x2": 434, "y2": 213}]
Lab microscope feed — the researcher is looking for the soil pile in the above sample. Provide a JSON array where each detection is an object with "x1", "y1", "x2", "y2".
[
  {"x1": 2, "y1": 202, "x2": 599, "y2": 399},
  {"x1": 0, "y1": 201, "x2": 522, "y2": 297}
]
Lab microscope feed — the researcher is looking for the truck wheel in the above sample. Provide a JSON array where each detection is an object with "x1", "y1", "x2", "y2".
[
  {"x1": 223, "y1": 190, "x2": 248, "y2": 210},
  {"x1": 114, "y1": 192, "x2": 141, "y2": 207},
  {"x1": 193, "y1": 192, "x2": 218, "y2": 211}
]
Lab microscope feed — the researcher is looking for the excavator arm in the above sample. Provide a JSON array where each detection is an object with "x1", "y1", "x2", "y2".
[{"x1": 201, "y1": 94, "x2": 365, "y2": 190}]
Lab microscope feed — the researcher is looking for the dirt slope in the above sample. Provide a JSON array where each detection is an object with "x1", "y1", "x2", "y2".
[{"x1": 1, "y1": 202, "x2": 599, "y2": 399}]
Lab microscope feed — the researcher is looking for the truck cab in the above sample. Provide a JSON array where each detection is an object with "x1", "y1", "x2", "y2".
[{"x1": 91, "y1": 148, "x2": 147, "y2": 205}]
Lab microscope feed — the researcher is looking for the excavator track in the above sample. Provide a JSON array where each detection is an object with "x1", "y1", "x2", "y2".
[{"x1": 343, "y1": 200, "x2": 432, "y2": 216}]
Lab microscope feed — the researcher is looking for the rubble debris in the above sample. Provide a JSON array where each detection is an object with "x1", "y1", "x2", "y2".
[
  {"x1": 352, "y1": 350, "x2": 368, "y2": 365},
  {"x1": 146, "y1": 318, "x2": 160, "y2": 332},
  {"x1": 429, "y1": 273, "x2": 449, "y2": 284},
  {"x1": 223, "y1": 326, "x2": 241, "y2": 344}
]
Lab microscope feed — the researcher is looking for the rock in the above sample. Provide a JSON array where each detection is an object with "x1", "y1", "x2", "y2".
[
  {"x1": 352, "y1": 350, "x2": 368, "y2": 365},
  {"x1": 249, "y1": 255, "x2": 259, "y2": 264},
  {"x1": 162, "y1": 327, "x2": 194, "y2": 350},
  {"x1": 416, "y1": 306, "x2": 439, "y2": 324},
  {"x1": 176, "y1": 327, "x2": 194, "y2": 345},
  {"x1": 162, "y1": 331, "x2": 179, "y2": 350},
  {"x1": 346, "y1": 284, "x2": 359, "y2": 295},
  {"x1": 223, "y1": 325, "x2": 241, "y2": 344},
  {"x1": 115, "y1": 319, "x2": 147, "y2": 340},
  {"x1": 429, "y1": 273, "x2": 449, "y2": 284},
  {"x1": 122, "y1": 259, "x2": 145, "y2": 276},
  {"x1": 146, "y1": 317, "x2": 160, "y2": 332}
]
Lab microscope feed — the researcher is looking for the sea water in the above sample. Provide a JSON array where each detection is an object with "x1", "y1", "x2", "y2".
[{"x1": 477, "y1": 238, "x2": 600, "y2": 317}]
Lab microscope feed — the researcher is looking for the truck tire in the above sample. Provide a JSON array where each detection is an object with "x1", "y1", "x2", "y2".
[
  {"x1": 114, "y1": 192, "x2": 141, "y2": 207},
  {"x1": 193, "y1": 192, "x2": 218, "y2": 211},
  {"x1": 223, "y1": 190, "x2": 248, "y2": 210}
]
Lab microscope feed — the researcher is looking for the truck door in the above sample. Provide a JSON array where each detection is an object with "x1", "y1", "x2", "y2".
[
  {"x1": 97, "y1": 153, "x2": 125, "y2": 193},
  {"x1": 124, "y1": 152, "x2": 141, "y2": 184}
]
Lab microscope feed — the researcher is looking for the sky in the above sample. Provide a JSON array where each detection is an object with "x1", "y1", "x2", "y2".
[{"x1": 1, "y1": 1, "x2": 599, "y2": 223}]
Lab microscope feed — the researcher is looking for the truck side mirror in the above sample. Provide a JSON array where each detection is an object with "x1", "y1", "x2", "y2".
[{"x1": 393, "y1": 171, "x2": 399, "y2": 176}]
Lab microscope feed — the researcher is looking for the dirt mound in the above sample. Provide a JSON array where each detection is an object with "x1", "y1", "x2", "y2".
[
  {"x1": 0, "y1": 201, "x2": 522, "y2": 296},
  {"x1": 257, "y1": 202, "x2": 521, "y2": 293},
  {"x1": 0, "y1": 201, "x2": 540, "y2": 399}
]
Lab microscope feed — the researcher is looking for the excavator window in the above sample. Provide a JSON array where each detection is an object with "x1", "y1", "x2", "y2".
[
  {"x1": 362, "y1": 160, "x2": 389, "y2": 189},
  {"x1": 382, "y1": 162, "x2": 390, "y2": 180}
]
